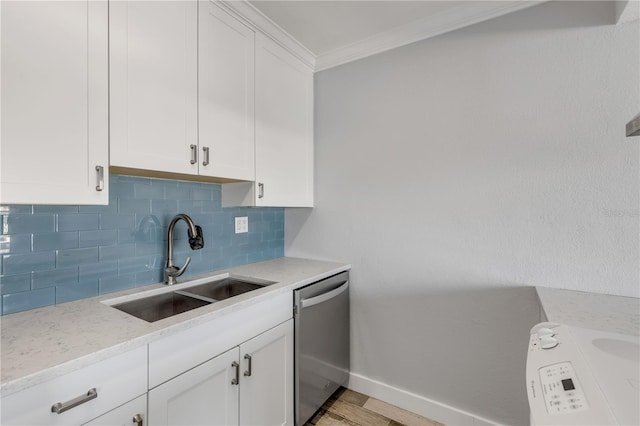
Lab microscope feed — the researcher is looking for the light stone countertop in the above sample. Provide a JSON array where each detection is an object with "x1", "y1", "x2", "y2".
[
  {"x1": 536, "y1": 286, "x2": 640, "y2": 336},
  {"x1": 0, "y1": 257, "x2": 350, "y2": 396}
]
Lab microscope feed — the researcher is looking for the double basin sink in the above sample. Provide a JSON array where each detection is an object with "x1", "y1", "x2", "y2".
[{"x1": 105, "y1": 275, "x2": 275, "y2": 323}]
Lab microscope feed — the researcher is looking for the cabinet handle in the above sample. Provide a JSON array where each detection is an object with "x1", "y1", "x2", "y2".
[
  {"x1": 258, "y1": 183, "x2": 264, "y2": 199},
  {"x1": 202, "y1": 146, "x2": 210, "y2": 166},
  {"x1": 95, "y1": 166, "x2": 104, "y2": 192},
  {"x1": 244, "y1": 354, "x2": 252, "y2": 377},
  {"x1": 51, "y1": 388, "x2": 98, "y2": 414},
  {"x1": 190, "y1": 144, "x2": 197, "y2": 165},
  {"x1": 133, "y1": 414, "x2": 143, "y2": 426},
  {"x1": 231, "y1": 361, "x2": 239, "y2": 385}
]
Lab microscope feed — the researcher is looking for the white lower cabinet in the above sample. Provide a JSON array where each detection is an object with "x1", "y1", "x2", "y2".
[
  {"x1": 82, "y1": 394, "x2": 147, "y2": 426},
  {"x1": 149, "y1": 348, "x2": 239, "y2": 426},
  {"x1": 239, "y1": 320, "x2": 294, "y2": 426},
  {"x1": 148, "y1": 319, "x2": 293, "y2": 426},
  {"x1": 1, "y1": 294, "x2": 294, "y2": 426}
]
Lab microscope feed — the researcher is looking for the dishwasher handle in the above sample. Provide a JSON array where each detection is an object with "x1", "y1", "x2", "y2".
[{"x1": 301, "y1": 281, "x2": 348, "y2": 308}]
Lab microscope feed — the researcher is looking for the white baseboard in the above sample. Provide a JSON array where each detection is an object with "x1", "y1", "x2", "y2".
[{"x1": 348, "y1": 372, "x2": 501, "y2": 426}]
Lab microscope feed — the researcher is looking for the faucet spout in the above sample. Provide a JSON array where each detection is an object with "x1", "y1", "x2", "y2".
[{"x1": 165, "y1": 214, "x2": 204, "y2": 285}]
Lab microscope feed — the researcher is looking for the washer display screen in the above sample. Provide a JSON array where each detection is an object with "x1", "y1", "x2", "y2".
[{"x1": 562, "y1": 378, "x2": 575, "y2": 391}]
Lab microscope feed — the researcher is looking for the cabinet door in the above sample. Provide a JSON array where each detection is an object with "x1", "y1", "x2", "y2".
[
  {"x1": 83, "y1": 395, "x2": 146, "y2": 426},
  {"x1": 199, "y1": 1, "x2": 255, "y2": 181},
  {"x1": 239, "y1": 320, "x2": 294, "y2": 426},
  {"x1": 110, "y1": 1, "x2": 198, "y2": 175},
  {"x1": 148, "y1": 347, "x2": 239, "y2": 426},
  {"x1": 255, "y1": 35, "x2": 313, "y2": 207},
  {"x1": 0, "y1": 0, "x2": 109, "y2": 205}
]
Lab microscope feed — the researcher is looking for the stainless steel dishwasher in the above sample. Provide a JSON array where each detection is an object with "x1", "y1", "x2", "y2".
[{"x1": 294, "y1": 271, "x2": 350, "y2": 426}]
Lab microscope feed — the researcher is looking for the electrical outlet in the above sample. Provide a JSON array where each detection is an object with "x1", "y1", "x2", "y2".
[{"x1": 235, "y1": 216, "x2": 248, "y2": 234}]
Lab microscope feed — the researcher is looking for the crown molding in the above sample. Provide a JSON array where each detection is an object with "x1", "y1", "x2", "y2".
[
  {"x1": 314, "y1": 1, "x2": 546, "y2": 72},
  {"x1": 219, "y1": 0, "x2": 316, "y2": 71},
  {"x1": 220, "y1": 1, "x2": 545, "y2": 73}
]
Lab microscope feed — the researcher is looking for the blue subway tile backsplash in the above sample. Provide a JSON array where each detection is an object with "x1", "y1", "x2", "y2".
[
  {"x1": 58, "y1": 214, "x2": 100, "y2": 232},
  {"x1": 79, "y1": 229, "x2": 118, "y2": 248},
  {"x1": 0, "y1": 234, "x2": 31, "y2": 254},
  {"x1": 0, "y1": 174, "x2": 285, "y2": 315},
  {"x1": 2, "y1": 287, "x2": 56, "y2": 314},
  {"x1": 3, "y1": 214, "x2": 56, "y2": 234},
  {"x1": 0, "y1": 273, "x2": 31, "y2": 295},
  {"x1": 56, "y1": 279, "x2": 99, "y2": 304},
  {"x1": 3, "y1": 252, "x2": 56, "y2": 275},
  {"x1": 32, "y1": 267, "x2": 79, "y2": 289},
  {"x1": 56, "y1": 247, "x2": 99, "y2": 268},
  {"x1": 32, "y1": 232, "x2": 79, "y2": 252}
]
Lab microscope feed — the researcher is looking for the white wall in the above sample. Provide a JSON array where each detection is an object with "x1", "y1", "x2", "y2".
[
  {"x1": 286, "y1": 1, "x2": 639, "y2": 425},
  {"x1": 616, "y1": 0, "x2": 640, "y2": 23}
]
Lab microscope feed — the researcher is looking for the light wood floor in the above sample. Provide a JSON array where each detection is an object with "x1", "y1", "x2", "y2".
[{"x1": 304, "y1": 387, "x2": 445, "y2": 426}]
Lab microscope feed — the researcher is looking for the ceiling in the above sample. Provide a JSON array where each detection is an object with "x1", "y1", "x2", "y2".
[
  {"x1": 234, "y1": 1, "x2": 545, "y2": 70},
  {"x1": 249, "y1": 1, "x2": 471, "y2": 56}
]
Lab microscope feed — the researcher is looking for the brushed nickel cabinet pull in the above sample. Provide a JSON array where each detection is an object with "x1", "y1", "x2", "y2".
[
  {"x1": 51, "y1": 388, "x2": 98, "y2": 414},
  {"x1": 243, "y1": 354, "x2": 252, "y2": 377},
  {"x1": 202, "y1": 146, "x2": 210, "y2": 166},
  {"x1": 95, "y1": 166, "x2": 104, "y2": 192},
  {"x1": 190, "y1": 144, "x2": 197, "y2": 165},
  {"x1": 231, "y1": 361, "x2": 239, "y2": 385},
  {"x1": 258, "y1": 183, "x2": 264, "y2": 199},
  {"x1": 133, "y1": 413, "x2": 143, "y2": 426}
]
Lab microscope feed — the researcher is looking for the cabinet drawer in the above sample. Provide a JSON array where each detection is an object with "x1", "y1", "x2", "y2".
[
  {"x1": 149, "y1": 292, "x2": 291, "y2": 389},
  {"x1": 1, "y1": 345, "x2": 147, "y2": 426}
]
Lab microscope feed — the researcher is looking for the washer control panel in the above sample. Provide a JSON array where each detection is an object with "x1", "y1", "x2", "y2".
[
  {"x1": 539, "y1": 361, "x2": 589, "y2": 414},
  {"x1": 526, "y1": 322, "x2": 617, "y2": 425}
]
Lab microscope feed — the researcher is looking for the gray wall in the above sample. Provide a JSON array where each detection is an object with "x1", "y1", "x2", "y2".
[{"x1": 285, "y1": 2, "x2": 639, "y2": 425}]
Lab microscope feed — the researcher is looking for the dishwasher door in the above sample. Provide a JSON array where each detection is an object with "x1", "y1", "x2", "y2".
[{"x1": 294, "y1": 271, "x2": 350, "y2": 426}]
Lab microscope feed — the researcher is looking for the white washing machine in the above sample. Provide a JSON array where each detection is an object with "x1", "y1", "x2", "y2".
[{"x1": 526, "y1": 322, "x2": 639, "y2": 425}]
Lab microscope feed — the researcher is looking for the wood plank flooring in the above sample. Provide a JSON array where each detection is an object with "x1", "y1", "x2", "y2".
[{"x1": 305, "y1": 387, "x2": 445, "y2": 426}]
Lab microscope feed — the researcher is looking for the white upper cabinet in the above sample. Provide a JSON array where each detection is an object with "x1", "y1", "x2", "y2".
[
  {"x1": 109, "y1": 1, "x2": 199, "y2": 176},
  {"x1": 255, "y1": 34, "x2": 314, "y2": 207},
  {"x1": 222, "y1": 33, "x2": 314, "y2": 207},
  {"x1": 110, "y1": 0, "x2": 255, "y2": 182},
  {"x1": 1, "y1": 0, "x2": 312, "y2": 206},
  {"x1": 0, "y1": 1, "x2": 109, "y2": 205},
  {"x1": 199, "y1": 1, "x2": 255, "y2": 181}
]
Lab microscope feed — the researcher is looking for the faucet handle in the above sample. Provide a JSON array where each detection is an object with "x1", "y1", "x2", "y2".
[
  {"x1": 166, "y1": 256, "x2": 191, "y2": 280},
  {"x1": 175, "y1": 256, "x2": 192, "y2": 277}
]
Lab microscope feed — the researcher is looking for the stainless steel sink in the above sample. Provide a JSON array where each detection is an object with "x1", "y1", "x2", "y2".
[
  {"x1": 107, "y1": 275, "x2": 275, "y2": 322},
  {"x1": 112, "y1": 292, "x2": 212, "y2": 323},
  {"x1": 179, "y1": 277, "x2": 269, "y2": 301}
]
